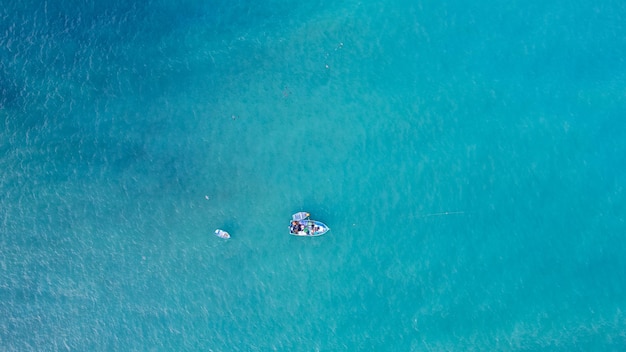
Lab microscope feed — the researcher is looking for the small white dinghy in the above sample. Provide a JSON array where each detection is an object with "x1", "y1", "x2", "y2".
[
  {"x1": 291, "y1": 212, "x2": 310, "y2": 221},
  {"x1": 214, "y1": 229, "x2": 230, "y2": 239}
]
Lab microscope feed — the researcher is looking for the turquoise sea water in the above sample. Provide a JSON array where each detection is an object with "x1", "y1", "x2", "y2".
[{"x1": 2, "y1": 0, "x2": 626, "y2": 350}]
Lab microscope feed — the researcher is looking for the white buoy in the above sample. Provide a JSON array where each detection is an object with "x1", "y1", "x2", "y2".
[{"x1": 214, "y1": 229, "x2": 230, "y2": 239}]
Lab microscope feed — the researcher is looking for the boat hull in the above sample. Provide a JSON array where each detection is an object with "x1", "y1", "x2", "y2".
[{"x1": 290, "y1": 220, "x2": 330, "y2": 237}]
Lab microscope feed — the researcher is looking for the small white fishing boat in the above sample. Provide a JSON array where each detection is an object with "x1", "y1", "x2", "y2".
[
  {"x1": 289, "y1": 212, "x2": 330, "y2": 237},
  {"x1": 290, "y1": 219, "x2": 330, "y2": 237},
  {"x1": 214, "y1": 229, "x2": 230, "y2": 239}
]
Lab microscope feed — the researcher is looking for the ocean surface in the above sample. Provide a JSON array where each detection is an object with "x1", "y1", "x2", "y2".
[{"x1": 2, "y1": 0, "x2": 626, "y2": 350}]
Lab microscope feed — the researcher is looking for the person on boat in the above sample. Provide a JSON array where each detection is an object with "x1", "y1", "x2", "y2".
[{"x1": 290, "y1": 221, "x2": 299, "y2": 234}]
